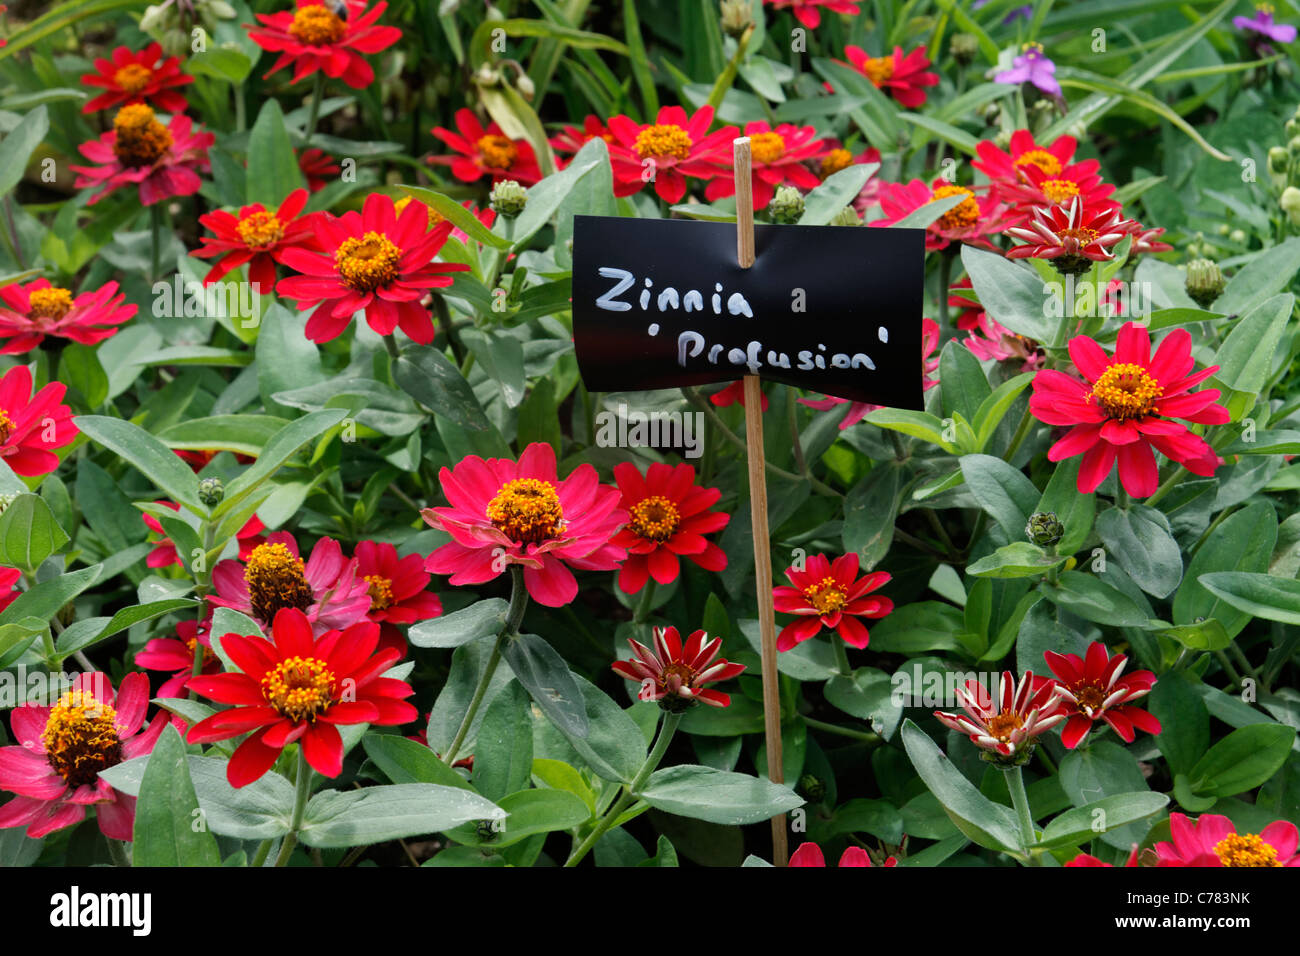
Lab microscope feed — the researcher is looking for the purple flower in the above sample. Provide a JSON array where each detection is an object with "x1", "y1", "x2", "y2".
[
  {"x1": 995, "y1": 43, "x2": 1061, "y2": 97},
  {"x1": 1233, "y1": 5, "x2": 1297, "y2": 43}
]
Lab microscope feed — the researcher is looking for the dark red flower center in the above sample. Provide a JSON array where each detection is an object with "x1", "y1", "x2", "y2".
[
  {"x1": 244, "y1": 542, "x2": 314, "y2": 624},
  {"x1": 111, "y1": 104, "x2": 172, "y2": 167},
  {"x1": 288, "y1": 4, "x2": 347, "y2": 45},
  {"x1": 629, "y1": 495, "x2": 680, "y2": 543},
  {"x1": 42, "y1": 689, "x2": 123, "y2": 788},
  {"x1": 1091, "y1": 362, "x2": 1162, "y2": 421},
  {"x1": 1069, "y1": 679, "x2": 1108, "y2": 714},
  {"x1": 261, "y1": 656, "x2": 336, "y2": 722}
]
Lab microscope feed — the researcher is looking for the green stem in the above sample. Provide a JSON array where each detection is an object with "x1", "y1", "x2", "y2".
[
  {"x1": 1143, "y1": 466, "x2": 1187, "y2": 508},
  {"x1": 432, "y1": 293, "x2": 462, "y2": 365},
  {"x1": 442, "y1": 565, "x2": 528, "y2": 766},
  {"x1": 304, "y1": 72, "x2": 325, "y2": 145},
  {"x1": 250, "y1": 838, "x2": 273, "y2": 868},
  {"x1": 105, "y1": 837, "x2": 131, "y2": 867},
  {"x1": 564, "y1": 711, "x2": 681, "y2": 867},
  {"x1": 832, "y1": 640, "x2": 852, "y2": 677},
  {"x1": 787, "y1": 390, "x2": 808, "y2": 478},
  {"x1": 1228, "y1": 642, "x2": 1260, "y2": 682},
  {"x1": 234, "y1": 82, "x2": 247, "y2": 133},
  {"x1": 1214, "y1": 649, "x2": 1244, "y2": 688},
  {"x1": 1005, "y1": 764, "x2": 1040, "y2": 864},
  {"x1": 383, "y1": 332, "x2": 402, "y2": 361},
  {"x1": 1002, "y1": 401, "x2": 1035, "y2": 462},
  {"x1": 802, "y1": 715, "x2": 881, "y2": 745},
  {"x1": 274, "y1": 748, "x2": 313, "y2": 867},
  {"x1": 632, "y1": 581, "x2": 657, "y2": 625},
  {"x1": 1, "y1": 195, "x2": 26, "y2": 270},
  {"x1": 150, "y1": 204, "x2": 163, "y2": 282}
]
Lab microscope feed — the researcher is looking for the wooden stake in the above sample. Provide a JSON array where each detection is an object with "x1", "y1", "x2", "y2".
[{"x1": 734, "y1": 137, "x2": 787, "y2": 867}]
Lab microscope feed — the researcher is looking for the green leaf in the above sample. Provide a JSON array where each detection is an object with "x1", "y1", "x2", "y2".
[
  {"x1": 473, "y1": 681, "x2": 534, "y2": 802},
  {"x1": 1096, "y1": 505, "x2": 1182, "y2": 598},
  {"x1": 823, "y1": 667, "x2": 902, "y2": 739},
  {"x1": 0, "y1": 106, "x2": 48, "y2": 199},
  {"x1": 960, "y1": 454, "x2": 1040, "y2": 540},
  {"x1": 214, "y1": 409, "x2": 348, "y2": 519},
  {"x1": 157, "y1": 415, "x2": 293, "y2": 457},
  {"x1": 1057, "y1": 741, "x2": 1152, "y2": 850},
  {"x1": 1034, "y1": 458, "x2": 1094, "y2": 556},
  {"x1": 460, "y1": 329, "x2": 526, "y2": 408},
  {"x1": 1155, "y1": 618, "x2": 1231, "y2": 652},
  {"x1": 444, "y1": 788, "x2": 590, "y2": 848},
  {"x1": 0, "y1": 564, "x2": 101, "y2": 628},
  {"x1": 0, "y1": 494, "x2": 68, "y2": 574},
  {"x1": 59, "y1": 343, "x2": 109, "y2": 409},
  {"x1": 509, "y1": 139, "x2": 605, "y2": 249},
  {"x1": 1216, "y1": 238, "x2": 1300, "y2": 316},
  {"x1": 797, "y1": 164, "x2": 878, "y2": 226},
  {"x1": 132, "y1": 725, "x2": 222, "y2": 866},
  {"x1": 393, "y1": 345, "x2": 491, "y2": 430},
  {"x1": 1197, "y1": 573, "x2": 1300, "y2": 625},
  {"x1": 298, "y1": 783, "x2": 504, "y2": 848},
  {"x1": 1174, "y1": 502, "x2": 1276, "y2": 638},
  {"x1": 967, "y1": 542, "x2": 1067, "y2": 579},
  {"x1": 1043, "y1": 571, "x2": 1150, "y2": 627},
  {"x1": 961, "y1": 244, "x2": 1055, "y2": 344},
  {"x1": 640, "y1": 765, "x2": 804, "y2": 826},
  {"x1": 841, "y1": 462, "x2": 903, "y2": 568},
  {"x1": 58, "y1": 598, "x2": 198, "y2": 656},
  {"x1": 408, "y1": 599, "x2": 508, "y2": 649},
  {"x1": 1148, "y1": 671, "x2": 1211, "y2": 777},
  {"x1": 75, "y1": 416, "x2": 205, "y2": 512},
  {"x1": 501, "y1": 632, "x2": 588, "y2": 740},
  {"x1": 185, "y1": 47, "x2": 253, "y2": 85},
  {"x1": 1188, "y1": 724, "x2": 1296, "y2": 798},
  {"x1": 972, "y1": 372, "x2": 1033, "y2": 452},
  {"x1": 868, "y1": 601, "x2": 965, "y2": 654},
  {"x1": 1036, "y1": 792, "x2": 1169, "y2": 850},
  {"x1": 360, "y1": 734, "x2": 475, "y2": 791},
  {"x1": 1211, "y1": 294, "x2": 1293, "y2": 404},
  {"x1": 246, "y1": 99, "x2": 306, "y2": 207},
  {"x1": 397, "y1": 185, "x2": 511, "y2": 249},
  {"x1": 864, "y1": 407, "x2": 957, "y2": 452},
  {"x1": 939, "y1": 341, "x2": 991, "y2": 426}
]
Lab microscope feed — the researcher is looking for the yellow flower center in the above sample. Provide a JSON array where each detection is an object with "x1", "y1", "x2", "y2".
[
  {"x1": 930, "y1": 184, "x2": 980, "y2": 232},
  {"x1": 113, "y1": 63, "x2": 153, "y2": 95},
  {"x1": 365, "y1": 574, "x2": 394, "y2": 611},
  {"x1": 819, "y1": 148, "x2": 853, "y2": 180},
  {"x1": 1014, "y1": 148, "x2": 1062, "y2": 177},
  {"x1": 476, "y1": 134, "x2": 518, "y2": 170},
  {"x1": 1214, "y1": 833, "x2": 1281, "y2": 867},
  {"x1": 985, "y1": 711, "x2": 1024, "y2": 742},
  {"x1": 749, "y1": 131, "x2": 786, "y2": 165},
  {"x1": 635, "y1": 124, "x2": 693, "y2": 161},
  {"x1": 41, "y1": 689, "x2": 122, "y2": 788},
  {"x1": 236, "y1": 210, "x2": 285, "y2": 250},
  {"x1": 244, "y1": 542, "x2": 314, "y2": 624},
  {"x1": 804, "y1": 576, "x2": 848, "y2": 615},
  {"x1": 27, "y1": 287, "x2": 74, "y2": 320},
  {"x1": 393, "y1": 196, "x2": 445, "y2": 229},
  {"x1": 486, "y1": 478, "x2": 565, "y2": 545},
  {"x1": 859, "y1": 55, "x2": 895, "y2": 87},
  {"x1": 261, "y1": 656, "x2": 336, "y2": 722},
  {"x1": 1058, "y1": 226, "x2": 1100, "y2": 246},
  {"x1": 629, "y1": 495, "x2": 681, "y2": 543},
  {"x1": 288, "y1": 3, "x2": 347, "y2": 45},
  {"x1": 1040, "y1": 178, "x2": 1080, "y2": 204},
  {"x1": 112, "y1": 104, "x2": 173, "y2": 167},
  {"x1": 1091, "y1": 363, "x2": 1163, "y2": 422},
  {"x1": 0, "y1": 408, "x2": 13, "y2": 444},
  {"x1": 335, "y1": 232, "x2": 402, "y2": 293}
]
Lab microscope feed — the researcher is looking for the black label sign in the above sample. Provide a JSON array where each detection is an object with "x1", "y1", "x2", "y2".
[{"x1": 572, "y1": 215, "x2": 926, "y2": 408}]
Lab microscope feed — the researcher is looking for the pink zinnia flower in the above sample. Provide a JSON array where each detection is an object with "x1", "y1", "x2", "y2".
[
  {"x1": 1155, "y1": 813, "x2": 1299, "y2": 867},
  {"x1": 70, "y1": 104, "x2": 212, "y2": 206},
  {"x1": 0, "y1": 278, "x2": 136, "y2": 353}
]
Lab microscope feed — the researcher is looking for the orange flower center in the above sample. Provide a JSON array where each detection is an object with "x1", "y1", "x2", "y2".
[
  {"x1": 365, "y1": 574, "x2": 394, "y2": 611},
  {"x1": 819, "y1": 148, "x2": 853, "y2": 180},
  {"x1": 749, "y1": 131, "x2": 786, "y2": 165},
  {"x1": 1213, "y1": 833, "x2": 1281, "y2": 867},
  {"x1": 635, "y1": 124, "x2": 693, "y2": 161},
  {"x1": 27, "y1": 287, "x2": 74, "y2": 320},
  {"x1": 985, "y1": 711, "x2": 1024, "y2": 741},
  {"x1": 41, "y1": 689, "x2": 122, "y2": 788},
  {"x1": 486, "y1": 478, "x2": 565, "y2": 544},
  {"x1": 1069, "y1": 679, "x2": 1108, "y2": 714},
  {"x1": 1040, "y1": 178, "x2": 1080, "y2": 204},
  {"x1": 335, "y1": 232, "x2": 402, "y2": 293},
  {"x1": 288, "y1": 3, "x2": 347, "y2": 45},
  {"x1": 261, "y1": 656, "x2": 336, "y2": 722},
  {"x1": 804, "y1": 576, "x2": 848, "y2": 615},
  {"x1": 476, "y1": 134, "x2": 518, "y2": 170},
  {"x1": 930, "y1": 184, "x2": 980, "y2": 232},
  {"x1": 859, "y1": 55, "x2": 895, "y2": 87},
  {"x1": 236, "y1": 210, "x2": 285, "y2": 250},
  {"x1": 244, "y1": 542, "x2": 314, "y2": 624},
  {"x1": 1091, "y1": 362, "x2": 1163, "y2": 422},
  {"x1": 1014, "y1": 149, "x2": 1062, "y2": 177},
  {"x1": 629, "y1": 495, "x2": 681, "y2": 543},
  {"x1": 184, "y1": 636, "x2": 216, "y2": 667},
  {"x1": 113, "y1": 62, "x2": 154, "y2": 95},
  {"x1": 111, "y1": 104, "x2": 172, "y2": 167},
  {"x1": 0, "y1": 409, "x2": 13, "y2": 444},
  {"x1": 393, "y1": 196, "x2": 445, "y2": 229}
]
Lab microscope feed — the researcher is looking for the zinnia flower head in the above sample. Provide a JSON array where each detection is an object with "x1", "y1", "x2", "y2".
[
  {"x1": 298, "y1": 147, "x2": 341, "y2": 191},
  {"x1": 773, "y1": 552, "x2": 893, "y2": 651},
  {"x1": 1005, "y1": 197, "x2": 1139, "y2": 275},
  {"x1": 0, "y1": 672, "x2": 167, "y2": 840},
  {"x1": 964, "y1": 312, "x2": 1045, "y2": 372},
  {"x1": 703, "y1": 120, "x2": 828, "y2": 209},
  {"x1": 274, "y1": 191, "x2": 469, "y2": 344},
  {"x1": 1029, "y1": 322, "x2": 1229, "y2": 496},
  {"x1": 789, "y1": 841, "x2": 897, "y2": 866},
  {"x1": 870, "y1": 178, "x2": 1011, "y2": 251},
  {"x1": 80, "y1": 42, "x2": 194, "y2": 114},
  {"x1": 606, "y1": 105, "x2": 738, "y2": 203},
  {"x1": 0, "y1": 365, "x2": 78, "y2": 477},
  {"x1": 247, "y1": 0, "x2": 402, "y2": 89},
  {"x1": 186, "y1": 608, "x2": 417, "y2": 787},
  {"x1": 611, "y1": 626, "x2": 745, "y2": 712},
  {"x1": 1155, "y1": 812, "x2": 1299, "y2": 867},
  {"x1": 0, "y1": 278, "x2": 136, "y2": 353},
  {"x1": 430, "y1": 108, "x2": 543, "y2": 186},
  {"x1": 549, "y1": 115, "x2": 613, "y2": 161},
  {"x1": 70, "y1": 104, "x2": 213, "y2": 206},
  {"x1": 1034, "y1": 642, "x2": 1161, "y2": 749},
  {"x1": 422, "y1": 442, "x2": 626, "y2": 608},
  {"x1": 610, "y1": 462, "x2": 729, "y2": 594},
  {"x1": 764, "y1": 0, "x2": 861, "y2": 29},
  {"x1": 354, "y1": 540, "x2": 442, "y2": 655},
  {"x1": 843, "y1": 45, "x2": 939, "y2": 108},
  {"x1": 935, "y1": 670, "x2": 1065, "y2": 762},
  {"x1": 973, "y1": 130, "x2": 1080, "y2": 186},
  {"x1": 191, "y1": 188, "x2": 320, "y2": 292}
]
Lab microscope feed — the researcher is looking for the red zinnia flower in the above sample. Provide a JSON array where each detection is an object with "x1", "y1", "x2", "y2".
[
  {"x1": 973, "y1": 130, "x2": 1081, "y2": 184},
  {"x1": 0, "y1": 278, "x2": 136, "y2": 353},
  {"x1": 1034, "y1": 641, "x2": 1161, "y2": 749},
  {"x1": 815, "y1": 139, "x2": 883, "y2": 211},
  {"x1": 612, "y1": 626, "x2": 745, "y2": 710},
  {"x1": 71, "y1": 105, "x2": 213, "y2": 206},
  {"x1": 80, "y1": 42, "x2": 194, "y2": 114},
  {"x1": 869, "y1": 178, "x2": 1011, "y2": 251},
  {"x1": 0, "y1": 672, "x2": 167, "y2": 840},
  {"x1": 143, "y1": 500, "x2": 266, "y2": 569},
  {"x1": 422, "y1": 442, "x2": 626, "y2": 608},
  {"x1": 0, "y1": 567, "x2": 20, "y2": 614},
  {"x1": 298, "y1": 147, "x2": 341, "y2": 192},
  {"x1": 1129, "y1": 225, "x2": 1173, "y2": 256},
  {"x1": 275, "y1": 192, "x2": 469, "y2": 344},
  {"x1": 704, "y1": 121, "x2": 827, "y2": 209},
  {"x1": 789, "y1": 841, "x2": 897, "y2": 866},
  {"x1": 247, "y1": 0, "x2": 401, "y2": 89},
  {"x1": 606, "y1": 105, "x2": 737, "y2": 203},
  {"x1": 1005, "y1": 197, "x2": 1137, "y2": 272},
  {"x1": 135, "y1": 617, "x2": 221, "y2": 705},
  {"x1": 191, "y1": 188, "x2": 319, "y2": 292},
  {"x1": 774, "y1": 552, "x2": 892, "y2": 651},
  {"x1": 842, "y1": 46, "x2": 939, "y2": 108},
  {"x1": 354, "y1": 540, "x2": 442, "y2": 655},
  {"x1": 610, "y1": 462, "x2": 729, "y2": 594},
  {"x1": 1008, "y1": 161, "x2": 1117, "y2": 215},
  {"x1": 1029, "y1": 322, "x2": 1229, "y2": 496},
  {"x1": 972, "y1": 130, "x2": 1113, "y2": 221},
  {"x1": 209, "y1": 530, "x2": 373, "y2": 636},
  {"x1": 393, "y1": 195, "x2": 496, "y2": 244},
  {"x1": 934, "y1": 670, "x2": 1065, "y2": 757},
  {"x1": 765, "y1": 0, "x2": 861, "y2": 29},
  {"x1": 549, "y1": 114, "x2": 613, "y2": 160},
  {"x1": 1066, "y1": 845, "x2": 1140, "y2": 867},
  {"x1": 1155, "y1": 813, "x2": 1299, "y2": 867},
  {"x1": 186, "y1": 608, "x2": 417, "y2": 787},
  {"x1": 430, "y1": 108, "x2": 543, "y2": 186},
  {"x1": 0, "y1": 365, "x2": 78, "y2": 477}
]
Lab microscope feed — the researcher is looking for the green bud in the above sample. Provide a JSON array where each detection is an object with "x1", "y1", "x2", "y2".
[
  {"x1": 1281, "y1": 186, "x2": 1300, "y2": 226},
  {"x1": 1214, "y1": 223, "x2": 1231, "y2": 236},
  {"x1": 1185, "y1": 259, "x2": 1226, "y2": 309},
  {"x1": 489, "y1": 179, "x2": 528, "y2": 219},
  {"x1": 1269, "y1": 146, "x2": 1290, "y2": 175},
  {"x1": 1286, "y1": 117, "x2": 1300, "y2": 139},
  {"x1": 515, "y1": 73, "x2": 536, "y2": 101},
  {"x1": 1229, "y1": 229, "x2": 1246, "y2": 244},
  {"x1": 719, "y1": 0, "x2": 753, "y2": 38},
  {"x1": 797, "y1": 773, "x2": 827, "y2": 804},
  {"x1": 1290, "y1": 136, "x2": 1300, "y2": 160},
  {"x1": 828, "y1": 206, "x2": 862, "y2": 227},
  {"x1": 1026, "y1": 511, "x2": 1064, "y2": 548},
  {"x1": 198, "y1": 477, "x2": 225, "y2": 507},
  {"x1": 949, "y1": 33, "x2": 979, "y2": 66},
  {"x1": 769, "y1": 186, "x2": 805, "y2": 225}
]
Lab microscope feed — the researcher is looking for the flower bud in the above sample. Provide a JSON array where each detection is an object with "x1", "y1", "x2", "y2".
[
  {"x1": 1268, "y1": 146, "x2": 1289, "y2": 174},
  {"x1": 1185, "y1": 259, "x2": 1225, "y2": 309},
  {"x1": 198, "y1": 477, "x2": 225, "y2": 507},
  {"x1": 1026, "y1": 511, "x2": 1064, "y2": 548},
  {"x1": 828, "y1": 206, "x2": 862, "y2": 227},
  {"x1": 797, "y1": 773, "x2": 827, "y2": 804},
  {"x1": 1229, "y1": 229, "x2": 1246, "y2": 244},
  {"x1": 1281, "y1": 186, "x2": 1300, "y2": 226},
  {"x1": 1286, "y1": 117, "x2": 1300, "y2": 139},
  {"x1": 490, "y1": 179, "x2": 528, "y2": 218},
  {"x1": 515, "y1": 72, "x2": 536, "y2": 101},
  {"x1": 768, "y1": 186, "x2": 805, "y2": 225},
  {"x1": 719, "y1": 0, "x2": 753, "y2": 39},
  {"x1": 949, "y1": 33, "x2": 978, "y2": 66},
  {"x1": 1290, "y1": 136, "x2": 1300, "y2": 160}
]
